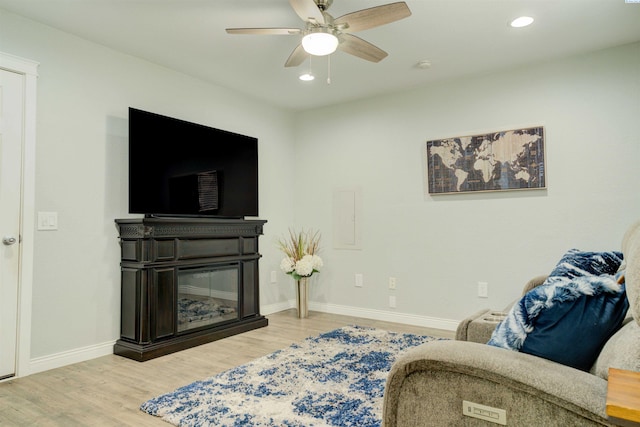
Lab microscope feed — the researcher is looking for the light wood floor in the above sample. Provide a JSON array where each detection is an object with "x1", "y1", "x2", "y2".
[{"x1": 0, "y1": 310, "x2": 454, "y2": 426}]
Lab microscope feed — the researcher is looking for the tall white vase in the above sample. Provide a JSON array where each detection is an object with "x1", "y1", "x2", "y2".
[{"x1": 296, "y1": 278, "x2": 309, "y2": 318}]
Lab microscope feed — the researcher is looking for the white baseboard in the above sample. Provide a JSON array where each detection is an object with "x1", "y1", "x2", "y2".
[
  {"x1": 262, "y1": 299, "x2": 458, "y2": 332},
  {"x1": 27, "y1": 340, "x2": 116, "y2": 376},
  {"x1": 261, "y1": 300, "x2": 295, "y2": 315},
  {"x1": 308, "y1": 301, "x2": 459, "y2": 331},
  {"x1": 22, "y1": 301, "x2": 456, "y2": 378}
]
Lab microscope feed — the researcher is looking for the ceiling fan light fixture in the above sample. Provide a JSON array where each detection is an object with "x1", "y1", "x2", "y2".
[{"x1": 302, "y1": 28, "x2": 339, "y2": 56}]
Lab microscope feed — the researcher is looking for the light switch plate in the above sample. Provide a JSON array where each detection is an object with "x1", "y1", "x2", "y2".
[{"x1": 37, "y1": 211, "x2": 58, "y2": 231}]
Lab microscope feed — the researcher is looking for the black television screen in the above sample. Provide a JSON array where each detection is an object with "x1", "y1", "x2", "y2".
[{"x1": 128, "y1": 108, "x2": 258, "y2": 218}]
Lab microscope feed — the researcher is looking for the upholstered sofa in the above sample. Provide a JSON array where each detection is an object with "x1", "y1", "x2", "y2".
[{"x1": 383, "y1": 220, "x2": 640, "y2": 426}]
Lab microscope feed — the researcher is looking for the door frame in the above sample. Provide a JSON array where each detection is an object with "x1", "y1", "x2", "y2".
[{"x1": 0, "y1": 52, "x2": 38, "y2": 379}]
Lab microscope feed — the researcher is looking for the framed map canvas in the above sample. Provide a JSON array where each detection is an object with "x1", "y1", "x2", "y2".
[{"x1": 425, "y1": 126, "x2": 545, "y2": 195}]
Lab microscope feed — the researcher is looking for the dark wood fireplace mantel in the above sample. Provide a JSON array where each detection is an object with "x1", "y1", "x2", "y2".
[{"x1": 114, "y1": 217, "x2": 268, "y2": 361}]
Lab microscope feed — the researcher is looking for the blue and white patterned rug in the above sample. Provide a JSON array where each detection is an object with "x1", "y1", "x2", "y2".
[{"x1": 140, "y1": 325, "x2": 437, "y2": 426}]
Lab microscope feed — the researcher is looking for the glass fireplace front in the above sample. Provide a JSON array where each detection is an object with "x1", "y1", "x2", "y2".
[{"x1": 177, "y1": 264, "x2": 239, "y2": 333}]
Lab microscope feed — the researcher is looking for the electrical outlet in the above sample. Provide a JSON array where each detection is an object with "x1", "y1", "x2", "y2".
[
  {"x1": 478, "y1": 281, "x2": 489, "y2": 298},
  {"x1": 389, "y1": 295, "x2": 396, "y2": 308},
  {"x1": 463, "y1": 401, "x2": 506, "y2": 425},
  {"x1": 355, "y1": 273, "x2": 363, "y2": 287},
  {"x1": 389, "y1": 277, "x2": 397, "y2": 290},
  {"x1": 270, "y1": 271, "x2": 277, "y2": 284}
]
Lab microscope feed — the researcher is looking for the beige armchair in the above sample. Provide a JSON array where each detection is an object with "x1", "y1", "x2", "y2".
[{"x1": 383, "y1": 221, "x2": 640, "y2": 426}]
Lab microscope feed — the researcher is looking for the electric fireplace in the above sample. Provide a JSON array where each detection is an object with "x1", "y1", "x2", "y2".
[{"x1": 114, "y1": 217, "x2": 268, "y2": 361}]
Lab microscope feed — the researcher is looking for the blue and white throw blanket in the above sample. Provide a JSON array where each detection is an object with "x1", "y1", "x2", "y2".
[
  {"x1": 487, "y1": 249, "x2": 627, "y2": 370},
  {"x1": 487, "y1": 273, "x2": 624, "y2": 350}
]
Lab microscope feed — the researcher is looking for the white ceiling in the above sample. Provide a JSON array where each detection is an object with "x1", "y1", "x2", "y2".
[{"x1": 1, "y1": 0, "x2": 639, "y2": 111}]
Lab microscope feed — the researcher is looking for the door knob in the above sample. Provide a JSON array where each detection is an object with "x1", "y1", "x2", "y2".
[{"x1": 2, "y1": 236, "x2": 17, "y2": 245}]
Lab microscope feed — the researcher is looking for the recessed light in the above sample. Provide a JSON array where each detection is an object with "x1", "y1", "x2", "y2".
[
  {"x1": 416, "y1": 60, "x2": 432, "y2": 70},
  {"x1": 510, "y1": 16, "x2": 534, "y2": 28},
  {"x1": 299, "y1": 73, "x2": 314, "y2": 81}
]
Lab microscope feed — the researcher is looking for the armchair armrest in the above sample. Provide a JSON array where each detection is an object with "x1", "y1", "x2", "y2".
[
  {"x1": 455, "y1": 309, "x2": 491, "y2": 342},
  {"x1": 383, "y1": 340, "x2": 616, "y2": 426},
  {"x1": 455, "y1": 309, "x2": 509, "y2": 343},
  {"x1": 454, "y1": 275, "x2": 548, "y2": 344}
]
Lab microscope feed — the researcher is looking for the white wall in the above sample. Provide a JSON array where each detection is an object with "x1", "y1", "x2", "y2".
[
  {"x1": 0, "y1": 9, "x2": 297, "y2": 363},
  {"x1": 1, "y1": 6, "x2": 639, "y2": 372},
  {"x1": 294, "y1": 42, "x2": 640, "y2": 322}
]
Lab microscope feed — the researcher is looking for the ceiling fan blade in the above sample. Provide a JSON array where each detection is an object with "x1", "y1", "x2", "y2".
[
  {"x1": 334, "y1": 2, "x2": 411, "y2": 33},
  {"x1": 285, "y1": 44, "x2": 308, "y2": 68},
  {"x1": 289, "y1": 0, "x2": 325, "y2": 24},
  {"x1": 338, "y1": 34, "x2": 388, "y2": 63},
  {"x1": 226, "y1": 28, "x2": 302, "y2": 35}
]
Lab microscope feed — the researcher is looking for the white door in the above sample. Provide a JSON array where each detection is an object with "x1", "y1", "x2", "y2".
[{"x1": 0, "y1": 68, "x2": 24, "y2": 379}]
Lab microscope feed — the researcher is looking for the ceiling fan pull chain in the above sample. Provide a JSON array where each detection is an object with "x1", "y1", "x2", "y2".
[{"x1": 327, "y1": 54, "x2": 332, "y2": 85}]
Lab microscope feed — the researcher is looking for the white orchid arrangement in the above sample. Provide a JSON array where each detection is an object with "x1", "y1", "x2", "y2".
[{"x1": 278, "y1": 228, "x2": 323, "y2": 281}]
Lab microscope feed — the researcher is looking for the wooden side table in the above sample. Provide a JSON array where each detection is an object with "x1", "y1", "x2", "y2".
[{"x1": 607, "y1": 368, "x2": 640, "y2": 424}]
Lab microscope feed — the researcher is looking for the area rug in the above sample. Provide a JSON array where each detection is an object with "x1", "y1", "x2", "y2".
[{"x1": 140, "y1": 325, "x2": 438, "y2": 426}]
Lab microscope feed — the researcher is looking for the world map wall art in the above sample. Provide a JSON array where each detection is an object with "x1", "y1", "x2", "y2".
[{"x1": 425, "y1": 126, "x2": 546, "y2": 195}]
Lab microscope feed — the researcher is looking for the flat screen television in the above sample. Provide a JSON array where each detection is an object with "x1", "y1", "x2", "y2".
[{"x1": 128, "y1": 108, "x2": 258, "y2": 218}]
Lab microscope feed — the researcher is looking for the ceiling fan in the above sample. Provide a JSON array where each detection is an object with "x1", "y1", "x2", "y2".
[{"x1": 226, "y1": 0, "x2": 412, "y2": 67}]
